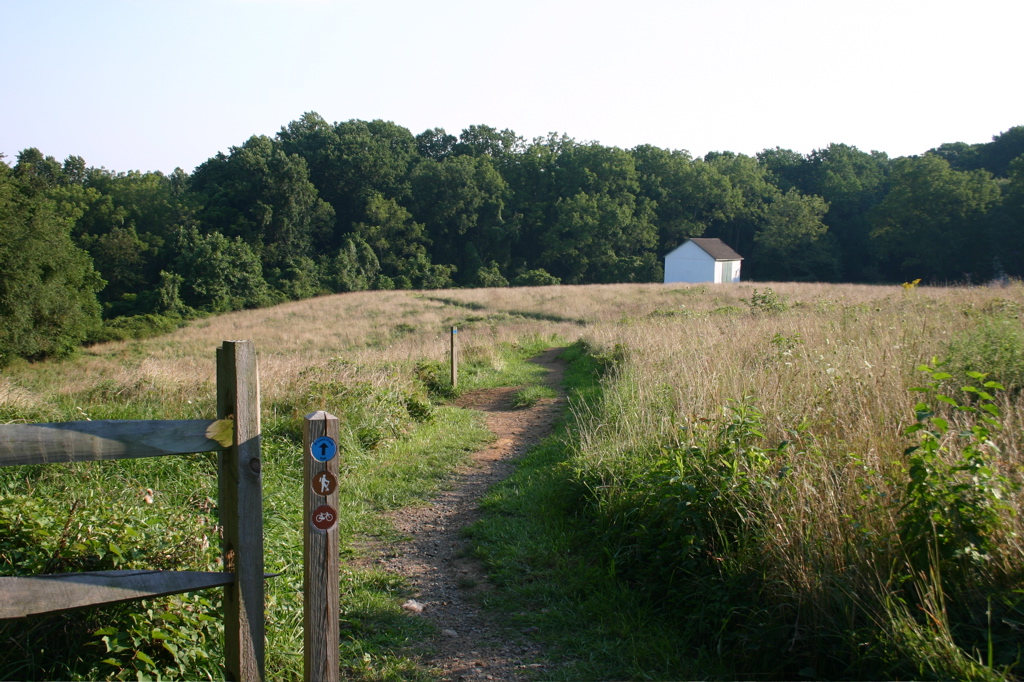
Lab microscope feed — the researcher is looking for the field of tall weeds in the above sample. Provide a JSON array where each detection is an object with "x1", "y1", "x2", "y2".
[
  {"x1": 1, "y1": 281, "x2": 1022, "y2": 679},
  {"x1": 560, "y1": 282, "x2": 1024, "y2": 679}
]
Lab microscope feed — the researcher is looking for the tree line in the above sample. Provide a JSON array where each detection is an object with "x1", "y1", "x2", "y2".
[{"x1": 2, "y1": 113, "x2": 1023, "y2": 364}]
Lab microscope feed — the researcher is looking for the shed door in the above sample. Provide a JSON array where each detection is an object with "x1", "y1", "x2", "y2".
[{"x1": 721, "y1": 261, "x2": 733, "y2": 283}]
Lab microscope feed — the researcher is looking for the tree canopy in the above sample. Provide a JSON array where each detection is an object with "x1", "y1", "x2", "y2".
[{"x1": 2, "y1": 116, "x2": 1023, "y2": 363}]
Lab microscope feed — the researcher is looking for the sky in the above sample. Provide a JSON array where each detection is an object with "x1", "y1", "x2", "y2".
[{"x1": 2, "y1": 0, "x2": 1022, "y2": 175}]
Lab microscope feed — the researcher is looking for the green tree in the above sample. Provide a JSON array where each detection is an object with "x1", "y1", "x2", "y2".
[
  {"x1": 13, "y1": 148, "x2": 66, "y2": 192},
  {"x1": 993, "y1": 154, "x2": 1024, "y2": 275},
  {"x1": 800, "y1": 144, "x2": 890, "y2": 280},
  {"x1": 323, "y1": 237, "x2": 380, "y2": 292},
  {"x1": 537, "y1": 143, "x2": 659, "y2": 283},
  {"x1": 756, "y1": 147, "x2": 807, "y2": 193},
  {"x1": 700, "y1": 152, "x2": 779, "y2": 257},
  {"x1": 278, "y1": 115, "x2": 417, "y2": 241},
  {"x1": 633, "y1": 144, "x2": 742, "y2": 256},
  {"x1": 352, "y1": 192, "x2": 431, "y2": 281},
  {"x1": 870, "y1": 155, "x2": 1002, "y2": 281},
  {"x1": 168, "y1": 225, "x2": 274, "y2": 312},
  {"x1": 0, "y1": 163, "x2": 103, "y2": 363},
  {"x1": 416, "y1": 127, "x2": 457, "y2": 161},
  {"x1": 502, "y1": 133, "x2": 576, "y2": 267},
  {"x1": 503, "y1": 136, "x2": 660, "y2": 283},
  {"x1": 409, "y1": 155, "x2": 511, "y2": 283},
  {"x1": 976, "y1": 126, "x2": 1024, "y2": 177},
  {"x1": 927, "y1": 141, "x2": 983, "y2": 172},
  {"x1": 52, "y1": 167, "x2": 197, "y2": 313},
  {"x1": 453, "y1": 125, "x2": 524, "y2": 162},
  {"x1": 752, "y1": 190, "x2": 837, "y2": 280},
  {"x1": 191, "y1": 135, "x2": 335, "y2": 294},
  {"x1": 89, "y1": 225, "x2": 150, "y2": 312}
]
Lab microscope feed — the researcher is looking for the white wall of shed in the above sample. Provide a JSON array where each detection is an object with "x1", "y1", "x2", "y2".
[{"x1": 664, "y1": 244, "x2": 715, "y2": 283}]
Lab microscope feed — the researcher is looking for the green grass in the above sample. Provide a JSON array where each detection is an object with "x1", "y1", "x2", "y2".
[
  {"x1": 510, "y1": 385, "x2": 558, "y2": 409},
  {"x1": 0, "y1": 330, "x2": 562, "y2": 681},
  {"x1": 463, "y1": 344, "x2": 715, "y2": 680},
  {"x1": 258, "y1": 405, "x2": 493, "y2": 680}
]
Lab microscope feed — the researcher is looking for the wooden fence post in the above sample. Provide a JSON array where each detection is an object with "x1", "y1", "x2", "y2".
[
  {"x1": 450, "y1": 326, "x2": 458, "y2": 389},
  {"x1": 303, "y1": 411, "x2": 340, "y2": 682},
  {"x1": 217, "y1": 341, "x2": 265, "y2": 682}
]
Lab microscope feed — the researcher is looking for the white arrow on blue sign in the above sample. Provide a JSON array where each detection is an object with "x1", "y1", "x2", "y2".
[{"x1": 310, "y1": 436, "x2": 337, "y2": 462}]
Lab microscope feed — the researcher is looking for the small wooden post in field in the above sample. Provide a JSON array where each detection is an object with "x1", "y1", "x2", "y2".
[
  {"x1": 450, "y1": 326, "x2": 458, "y2": 389},
  {"x1": 303, "y1": 411, "x2": 340, "y2": 682},
  {"x1": 217, "y1": 340, "x2": 265, "y2": 682}
]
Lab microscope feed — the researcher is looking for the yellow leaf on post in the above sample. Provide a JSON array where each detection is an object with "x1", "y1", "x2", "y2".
[{"x1": 205, "y1": 419, "x2": 235, "y2": 448}]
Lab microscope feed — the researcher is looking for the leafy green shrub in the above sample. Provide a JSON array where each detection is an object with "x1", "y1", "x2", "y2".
[
  {"x1": 414, "y1": 360, "x2": 457, "y2": 400},
  {"x1": 403, "y1": 392, "x2": 434, "y2": 422},
  {"x1": 648, "y1": 307, "x2": 697, "y2": 319},
  {"x1": 742, "y1": 287, "x2": 788, "y2": 314},
  {"x1": 86, "y1": 314, "x2": 186, "y2": 344},
  {"x1": 474, "y1": 262, "x2": 509, "y2": 287},
  {"x1": 511, "y1": 268, "x2": 561, "y2": 287},
  {"x1": 590, "y1": 343, "x2": 627, "y2": 376},
  {"x1": 945, "y1": 317, "x2": 1024, "y2": 391},
  {"x1": 0, "y1": 472, "x2": 223, "y2": 681},
  {"x1": 899, "y1": 362, "x2": 1011, "y2": 574},
  {"x1": 89, "y1": 593, "x2": 224, "y2": 681}
]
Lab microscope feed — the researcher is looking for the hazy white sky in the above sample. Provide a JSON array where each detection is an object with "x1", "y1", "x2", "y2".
[{"x1": 2, "y1": 0, "x2": 1021, "y2": 174}]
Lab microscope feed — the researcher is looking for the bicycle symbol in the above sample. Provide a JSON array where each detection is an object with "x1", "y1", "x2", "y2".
[{"x1": 311, "y1": 504, "x2": 337, "y2": 530}]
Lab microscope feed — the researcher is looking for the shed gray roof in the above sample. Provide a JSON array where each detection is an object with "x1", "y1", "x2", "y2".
[{"x1": 687, "y1": 238, "x2": 743, "y2": 261}]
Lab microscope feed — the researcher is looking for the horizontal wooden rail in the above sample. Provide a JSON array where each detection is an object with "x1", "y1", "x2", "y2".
[
  {"x1": 0, "y1": 569, "x2": 239, "y2": 619},
  {"x1": 0, "y1": 419, "x2": 234, "y2": 467}
]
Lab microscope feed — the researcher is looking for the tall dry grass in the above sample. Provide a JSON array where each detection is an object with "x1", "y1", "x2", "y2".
[
  {"x1": 3, "y1": 280, "x2": 1022, "y2": 677},
  {"x1": 0, "y1": 287, "x2": 586, "y2": 419},
  {"x1": 561, "y1": 281, "x2": 1024, "y2": 677}
]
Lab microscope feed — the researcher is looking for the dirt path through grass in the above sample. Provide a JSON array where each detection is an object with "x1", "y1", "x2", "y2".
[{"x1": 373, "y1": 348, "x2": 566, "y2": 680}]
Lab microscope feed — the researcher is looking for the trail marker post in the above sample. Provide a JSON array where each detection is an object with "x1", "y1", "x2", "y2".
[
  {"x1": 450, "y1": 326, "x2": 458, "y2": 389},
  {"x1": 303, "y1": 411, "x2": 340, "y2": 682}
]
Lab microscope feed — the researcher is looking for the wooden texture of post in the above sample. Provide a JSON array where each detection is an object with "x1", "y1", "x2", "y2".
[
  {"x1": 303, "y1": 411, "x2": 340, "y2": 682},
  {"x1": 217, "y1": 341, "x2": 265, "y2": 682},
  {"x1": 450, "y1": 326, "x2": 458, "y2": 389}
]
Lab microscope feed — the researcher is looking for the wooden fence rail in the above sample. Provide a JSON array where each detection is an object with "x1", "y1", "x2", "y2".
[{"x1": 0, "y1": 340, "x2": 265, "y2": 682}]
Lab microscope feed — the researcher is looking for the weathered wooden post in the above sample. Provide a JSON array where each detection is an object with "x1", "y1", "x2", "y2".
[
  {"x1": 217, "y1": 340, "x2": 265, "y2": 682},
  {"x1": 0, "y1": 341, "x2": 265, "y2": 679},
  {"x1": 303, "y1": 411, "x2": 340, "y2": 682},
  {"x1": 450, "y1": 326, "x2": 458, "y2": 389}
]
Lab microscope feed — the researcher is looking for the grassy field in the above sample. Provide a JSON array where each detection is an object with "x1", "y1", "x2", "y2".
[{"x1": 1, "y1": 281, "x2": 1023, "y2": 680}]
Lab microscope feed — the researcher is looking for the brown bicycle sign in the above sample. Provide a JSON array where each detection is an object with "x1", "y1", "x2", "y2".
[{"x1": 310, "y1": 504, "x2": 337, "y2": 531}]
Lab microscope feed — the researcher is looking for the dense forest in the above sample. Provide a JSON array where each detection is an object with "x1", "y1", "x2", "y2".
[{"x1": 2, "y1": 113, "x2": 1023, "y2": 364}]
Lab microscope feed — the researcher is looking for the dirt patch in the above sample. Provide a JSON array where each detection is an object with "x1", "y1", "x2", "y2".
[{"x1": 369, "y1": 348, "x2": 566, "y2": 680}]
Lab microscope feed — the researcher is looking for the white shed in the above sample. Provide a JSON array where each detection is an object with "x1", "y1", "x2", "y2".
[{"x1": 663, "y1": 238, "x2": 743, "y2": 284}]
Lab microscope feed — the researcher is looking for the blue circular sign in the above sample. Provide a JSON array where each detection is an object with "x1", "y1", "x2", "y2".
[{"x1": 310, "y1": 436, "x2": 337, "y2": 462}]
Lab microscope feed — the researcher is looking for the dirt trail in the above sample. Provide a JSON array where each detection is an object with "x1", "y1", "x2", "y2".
[{"x1": 372, "y1": 348, "x2": 567, "y2": 681}]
